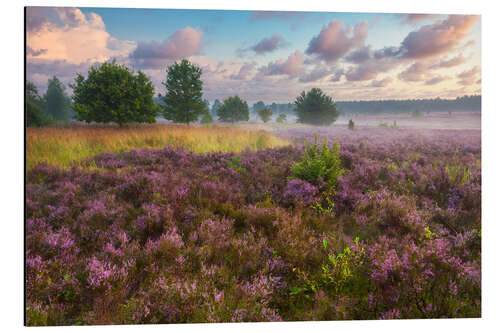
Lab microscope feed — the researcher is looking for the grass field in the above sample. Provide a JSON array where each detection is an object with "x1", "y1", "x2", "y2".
[{"x1": 26, "y1": 124, "x2": 290, "y2": 169}]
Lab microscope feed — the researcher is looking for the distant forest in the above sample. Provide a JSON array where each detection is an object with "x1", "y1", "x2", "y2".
[
  {"x1": 246, "y1": 95, "x2": 481, "y2": 116},
  {"x1": 154, "y1": 94, "x2": 481, "y2": 117}
]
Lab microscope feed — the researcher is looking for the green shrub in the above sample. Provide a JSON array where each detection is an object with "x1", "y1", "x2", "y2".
[
  {"x1": 227, "y1": 156, "x2": 247, "y2": 172},
  {"x1": 276, "y1": 113, "x2": 287, "y2": 123},
  {"x1": 348, "y1": 119, "x2": 355, "y2": 130},
  {"x1": 411, "y1": 109, "x2": 423, "y2": 118},
  {"x1": 291, "y1": 134, "x2": 344, "y2": 188},
  {"x1": 257, "y1": 108, "x2": 273, "y2": 123}
]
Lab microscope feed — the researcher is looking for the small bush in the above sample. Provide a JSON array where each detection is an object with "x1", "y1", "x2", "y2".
[
  {"x1": 276, "y1": 114, "x2": 287, "y2": 123},
  {"x1": 291, "y1": 135, "x2": 344, "y2": 188},
  {"x1": 257, "y1": 108, "x2": 273, "y2": 123},
  {"x1": 411, "y1": 109, "x2": 423, "y2": 118},
  {"x1": 348, "y1": 119, "x2": 355, "y2": 130}
]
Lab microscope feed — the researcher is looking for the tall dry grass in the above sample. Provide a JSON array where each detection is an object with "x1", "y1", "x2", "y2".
[{"x1": 27, "y1": 124, "x2": 289, "y2": 169}]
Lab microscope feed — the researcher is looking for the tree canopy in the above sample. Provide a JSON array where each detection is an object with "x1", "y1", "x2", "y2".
[
  {"x1": 257, "y1": 108, "x2": 273, "y2": 123},
  {"x1": 71, "y1": 60, "x2": 158, "y2": 126},
  {"x1": 216, "y1": 96, "x2": 249, "y2": 123},
  {"x1": 44, "y1": 76, "x2": 71, "y2": 121},
  {"x1": 26, "y1": 82, "x2": 53, "y2": 127},
  {"x1": 211, "y1": 99, "x2": 222, "y2": 116},
  {"x1": 160, "y1": 59, "x2": 207, "y2": 124},
  {"x1": 276, "y1": 113, "x2": 287, "y2": 123},
  {"x1": 294, "y1": 88, "x2": 340, "y2": 126},
  {"x1": 252, "y1": 101, "x2": 266, "y2": 112}
]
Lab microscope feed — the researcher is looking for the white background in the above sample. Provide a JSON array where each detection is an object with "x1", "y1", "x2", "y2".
[{"x1": 1, "y1": 0, "x2": 498, "y2": 331}]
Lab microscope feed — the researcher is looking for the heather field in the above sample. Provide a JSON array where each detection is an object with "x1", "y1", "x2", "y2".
[{"x1": 26, "y1": 125, "x2": 481, "y2": 325}]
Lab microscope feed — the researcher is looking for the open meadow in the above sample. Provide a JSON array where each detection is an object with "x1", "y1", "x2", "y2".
[
  {"x1": 26, "y1": 122, "x2": 481, "y2": 324},
  {"x1": 26, "y1": 124, "x2": 289, "y2": 169}
]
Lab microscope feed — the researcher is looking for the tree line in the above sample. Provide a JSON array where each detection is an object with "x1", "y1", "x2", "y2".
[
  {"x1": 326, "y1": 96, "x2": 480, "y2": 115},
  {"x1": 25, "y1": 58, "x2": 341, "y2": 127},
  {"x1": 26, "y1": 77, "x2": 73, "y2": 127}
]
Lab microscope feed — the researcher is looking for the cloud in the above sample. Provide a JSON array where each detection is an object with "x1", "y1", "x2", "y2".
[
  {"x1": 344, "y1": 56, "x2": 400, "y2": 82},
  {"x1": 250, "y1": 34, "x2": 288, "y2": 55},
  {"x1": 371, "y1": 77, "x2": 392, "y2": 87},
  {"x1": 306, "y1": 20, "x2": 368, "y2": 63},
  {"x1": 429, "y1": 53, "x2": 466, "y2": 69},
  {"x1": 425, "y1": 76, "x2": 448, "y2": 85},
  {"x1": 457, "y1": 66, "x2": 480, "y2": 85},
  {"x1": 129, "y1": 27, "x2": 203, "y2": 69},
  {"x1": 26, "y1": 7, "x2": 51, "y2": 32},
  {"x1": 258, "y1": 50, "x2": 305, "y2": 77},
  {"x1": 54, "y1": 7, "x2": 92, "y2": 27},
  {"x1": 299, "y1": 65, "x2": 335, "y2": 83},
  {"x1": 373, "y1": 46, "x2": 401, "y2": 59},
  {"x1": 330, "y1": 70, "x2": 344, "y2": 82},
  {"x1": 230, "y1": 62, "x2": 257, "y2": 80},
  {"x1": 398, "y1": 62, "x2": 428, "y2": 82},
  {"x1": 249, "y1": 11, "x2": 308, "y2": 29},
  {"x1": 26, "y1": 46, "x2": 47, "y2": 56},
  {"x1": 26, "y1": 7, "x2": 136, "y2": 64},
  {"x1": 400, "y1": 15, "x2": 479, "y2": 59},
  {"x1": 345, "y1": 45, "x2": 372, "y2": 64},
  {"x1": 26, "y1": 58, "x2": 101, "y2": 91},
  {"x1": 397, "y1": 14, "x2": 438, "y2": 25}
]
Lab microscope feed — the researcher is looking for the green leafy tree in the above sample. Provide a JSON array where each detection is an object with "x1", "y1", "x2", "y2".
[
  {"x1": 160, "y1": 59, "x2": 207, "y2": 124},
  {"x1": 44, "y1": 76, "x2": 71, "y2": 121},
  {"x1": 252, "y1": 101, "x2": 266, "y2": 112},
  {"x1": 276, "y1": 113, "x2": 287, "y2": 123},
  {"x1": 71, "y1": 60, "x2": 158, "y2": 126},
  {"x1": 216, "y1": 96, "x2": 249, "y2": 123},
  {"x1": 26, "y1": 82, "x2": 53, "y2": 127},
  {"x1": 294, "y1": 88, "x2": 340, "y2": 126},
  {"x1": 257, "y1": 108, "x2": 273, "y2": 123}
]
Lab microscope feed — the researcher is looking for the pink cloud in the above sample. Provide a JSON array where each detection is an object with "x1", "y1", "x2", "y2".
[
  {"x1": 26, "y1": 7, "x2": 50, "y2": 32},
  {"x1": 397, "y1": 14, "x2": 438, "y2": 25},
  {"x1": 429, "y1": 53, "x2": 467, "y2": 69},
  {"x1": 26, "y1": 7, "x2": 136, "y2": 64},
  {"x1": 249, "y1": 11, "x2": 308, "y2": 29},
  {"x1": 130, "y1": 27, "x2": 203, "y2": 69},
  {"x1": 251, "y1": 34, "x2": 287, "y2": 55},
  {"x1": 258, "y1": 50, "x2": 305, "y2": 77},
  {"x1": 425, "y1": 76, "x2": 449, "y2": 85},
  {"x1": 344, "y1": 56, "x2": 400, "y2": 82},
  {"x1": 306, "y1": 20, "x2": 368, "y2": 63},
  {"x1": 299, "y1": 65, "x2": 336, "y2": 83},
  {"x1": 398, "y1": 62, "x2": 429, "y2": 82},
  {"x1": 371, "y1": 77, "x2": 393, "y2": 87},
  {"x1": 230, "y1": 62, "x2": 257, "y2": 80},
  {"x1": 457, "y1": 66, "x2": 480, "y2": 85},
  {"x1": 401, "y1": 15, "x2": 479, "y2": 59}
]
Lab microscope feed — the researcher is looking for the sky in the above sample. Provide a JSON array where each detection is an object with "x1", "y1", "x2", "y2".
[{"x1": 26, "y1": 7, "x2": 481, "y2": 104}]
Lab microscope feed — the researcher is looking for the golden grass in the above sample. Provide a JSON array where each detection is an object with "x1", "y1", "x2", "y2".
[{"x1": 27, "y1": 124, "x2": 290, "y2": 169}]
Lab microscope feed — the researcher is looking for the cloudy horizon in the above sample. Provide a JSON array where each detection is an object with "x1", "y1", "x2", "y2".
[{"x1": 26, "y1": 7, "x2": 481, "y2": 104}]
